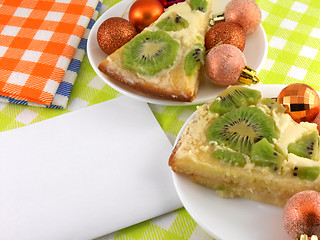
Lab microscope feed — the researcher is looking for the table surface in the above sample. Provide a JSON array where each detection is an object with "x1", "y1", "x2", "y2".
[{"x1": 1, "y1": 0, "x2": 320, "y2": 239}]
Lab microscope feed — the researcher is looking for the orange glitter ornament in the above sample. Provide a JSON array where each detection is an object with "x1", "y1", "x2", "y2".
[
  {"x1": 277, "y1": 83, "x2": 320, "y2": 123},
  {"x1": 205, "y1": 22, "x2": 246, "y2": 52},
  {"x1": 97, "y1": 17, "x2": 137, "y2": 55},
  {"x1": 129, "y1": 0, "x2": 164, "y2": 32}
]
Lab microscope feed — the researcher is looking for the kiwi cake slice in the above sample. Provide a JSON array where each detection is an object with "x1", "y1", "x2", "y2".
[
  {"x1": 98, "y1": 0, "x2": 214, "y2": 102},
  {"x1": 169, "y1": 86, "x2": 320, "y2": 207},
  {"x1": 122, "y1": 31, "x2": 179, "y2": 76}
]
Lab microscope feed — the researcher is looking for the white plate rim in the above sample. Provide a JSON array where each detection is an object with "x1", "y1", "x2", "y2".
[
  {"x1": 171, "y1": 84, "x2": 293, "y2": 240},
  {"x1": 87, "y1": 0, "x2": 268, "y2": 106}
]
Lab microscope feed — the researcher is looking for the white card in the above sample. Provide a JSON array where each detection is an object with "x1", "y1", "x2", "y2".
[{"x1": 0, "y1": 96, "x2": 181, "y2": 240}]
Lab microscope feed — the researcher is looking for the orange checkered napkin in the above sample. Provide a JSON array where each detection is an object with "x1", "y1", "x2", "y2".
[{"x1": 0, "y1": 0, "x2": 99, "y2": 106}]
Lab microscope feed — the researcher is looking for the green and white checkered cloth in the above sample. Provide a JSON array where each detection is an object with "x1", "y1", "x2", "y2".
[{"x1": 1, "y1": 0, "x2": 320, "y2": 239}]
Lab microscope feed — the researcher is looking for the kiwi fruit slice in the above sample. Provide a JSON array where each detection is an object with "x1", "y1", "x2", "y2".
[
  {"x1": 156, "y1": 13, "x2": 189, "y2": 31},
  {"x1": 251, "y1": 138, "x2": 284, "y2": 169},
  {"x1": 207, "y1": 107, "x2": 278, "y2": 155},
  {"x1": 257, "y1": 97, "x2": 286, "y2": 114},
  {"x1": 292, "y1": 166, "x2": 320, "y2": 181},
  {"x1": 259, "y1": 98, "x2": 277, "y2": 110},
  {"x1": 210, "y1": 86, "x2": 262, "y2": 114},
  {"x1": 184, "y1": 43, "x2": 205, "y2": 76},
  {"x1": 190, "y1": 0, "x2": 208, "y2": 12},
  {"x1": 287, "y1": 131, "x2": 319, "y2": 161},
  {"x1": 212, "y1": 149, "x2": 246, "y2": 167},
  {"x1": 122, "y1": 31, "x2": 179, "y2": 76}
]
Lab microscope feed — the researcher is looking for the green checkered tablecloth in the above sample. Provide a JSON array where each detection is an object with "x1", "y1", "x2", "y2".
[{"x1": 1, "y1": 0, "x2": 320, "y2": 239}]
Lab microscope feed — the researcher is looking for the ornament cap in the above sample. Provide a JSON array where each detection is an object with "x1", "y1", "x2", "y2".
[
  {"x1": 209, "y1": 12, "x2": 225, "y2": 26},
  {"x1": 299, "y1": 234, "x2": 319, "y2": 240},
  {"x1": 239, "y1": 65, "x2": 259, "y2": 85}
]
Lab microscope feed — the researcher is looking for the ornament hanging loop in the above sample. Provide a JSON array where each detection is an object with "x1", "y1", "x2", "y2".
[
  {"x1": 299, "y1": 234, "x2": 319, "y2": 240},
  {"x1": 239, "y1": 66, "x2": 259, "y2": 85},
  {"x1": 209, "y1": 12, "x2": 225, "y2": 26}
]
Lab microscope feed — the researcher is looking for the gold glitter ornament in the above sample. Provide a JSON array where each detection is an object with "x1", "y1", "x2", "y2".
[
  {"x1": 205, "y1": 22, "x2": 246, "y2": 51},
  {"x1": 283, "y1": 190, "x2": 320, "y2": 239},
  {"x1": 277, "y1": 83, "x2": 320, "y2": 123},
  {"x1": 97, "y1": 17, "x2": 137, "y2": 55}
]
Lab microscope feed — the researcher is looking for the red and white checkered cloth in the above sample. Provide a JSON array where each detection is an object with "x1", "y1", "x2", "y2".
[{"x1": 0, "y1": 0, "x2": 98, "y2": 106}]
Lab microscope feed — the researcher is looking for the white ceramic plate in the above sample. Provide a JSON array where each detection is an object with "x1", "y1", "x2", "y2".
[
  {"x1": 87, "y1": 0, "x2": 268, "y2": 106},
  {"x1": 172, "y1": 84, "x2": 292, "y2": 240}
]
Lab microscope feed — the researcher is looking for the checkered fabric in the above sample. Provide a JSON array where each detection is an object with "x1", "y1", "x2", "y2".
[
  {"x1": 0, "y1": 0, "x2": 98, "y2": 106},
  {"x1": 1, "y1": 0, "x2": 320, "y2": 239},
  {"x1": 0, "y1": 0, "x2": 102, "y2": 109}
]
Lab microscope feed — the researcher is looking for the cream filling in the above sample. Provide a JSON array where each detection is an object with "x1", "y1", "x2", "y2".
[{"x1": 185, "y1": 100, "x2": 320, "y2": 170}]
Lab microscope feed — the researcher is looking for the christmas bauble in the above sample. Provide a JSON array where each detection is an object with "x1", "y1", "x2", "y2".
[
  {"x1": 159, "y1": 0, "x2": 184, "y2": 7},
  {"x1": 277, "y1": 83, "x2": 320, "y2": 123},
  {"x1": 205, "y1": 22, "x2": 246, "y2": 51},
  {"x1": 129, "y1": 0, "x2": 164, "y2": 32},
  {"x1": 97, "y1": 17, "x2": 137, "y2": 55},
  {"x1": 205, "y1": 44, "x2": 246, "y2": 86},
  {"x1": 283, "y1": 190, "x2": 320, "y2": 239},
  {"x1": 224, "y1": 0, "x2": 261, "y2": 35}
]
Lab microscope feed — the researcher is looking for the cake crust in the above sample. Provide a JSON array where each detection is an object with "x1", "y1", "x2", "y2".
[
  {"x1": 169, "y1": 89, "x2": 320, "y2": 207},
  {"x1": 98, "y1": 58, "x2": 198, "y2": 102}
]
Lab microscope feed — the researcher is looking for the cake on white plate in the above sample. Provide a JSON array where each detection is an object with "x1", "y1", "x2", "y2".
[
  {"x1": 169, "y1": 86, "x2": 320, "y2": 207},
  {"x1": 98, "y1": 0, "x2": 214, "y2": 102}
]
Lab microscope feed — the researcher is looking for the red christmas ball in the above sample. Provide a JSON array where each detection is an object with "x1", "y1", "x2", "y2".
[
  {"x1": 159, "y1": 0, "x2": 185, "y2": 7},
  {"x1": 129, "y1": 0, "x2": 164, "y2": 32}
]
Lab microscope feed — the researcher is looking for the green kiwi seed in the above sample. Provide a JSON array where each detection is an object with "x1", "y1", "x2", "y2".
[
  {"x1": 156, "y1": 13, "x2": 189, "y2": 31},
  {"x1": 184, "y1": 43, "x2": 205, "y2": 76},
  {"x1": 210, "y1": 86, "x2": 262, "y2": 114},
  {"x1": 190, "y1": 0, "x2": 208, "y2": 12},
  {"x1": 122, "y1": 31, "x2": 179, "y2": 76},
  {"x1": 207, "y1": 107, "x2": 279, "y2": 155}
]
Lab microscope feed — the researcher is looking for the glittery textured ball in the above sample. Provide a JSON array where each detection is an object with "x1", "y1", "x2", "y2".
[
  {"x1": 205, "y1": 44, "x2": 246, "y2": 86},
  {"x1": 277, "y1": 83, "x2": 320, "y2": 123},
  {"x1": 225, "y1": 0, "x2": 262, "y2": 35},
  {"x1": 97, "y1": 17, "x2": 137, "y2": 55},
  {"x1": 129, "y1": 0, "x2": 164, "y2": 32},
  {"x1": 205, "y1": 22, "x2": 246, "y2": 51},
  {"x1": 283, "y1": 190, "x2": 320, "y2": 239}
]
